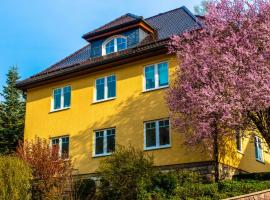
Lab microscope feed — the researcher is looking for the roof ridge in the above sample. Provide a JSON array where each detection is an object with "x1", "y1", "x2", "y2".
[
  {"x1": 145, "y1": 7, "x2": 183, "y2": 20},
  {"x1": 83, "y1": 13, "x2": 140, "y2": 37}
]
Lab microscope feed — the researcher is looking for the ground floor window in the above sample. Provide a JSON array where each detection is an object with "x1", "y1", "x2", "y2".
[
  {"x1": 254, "y1": 136, "x2": 264, "y2": 162},
  {"x1": 51, "y1": 136, "x2": 69, "y2": 159},
  {"x1": 144, "y1": 119, "x2": 170, "y2": 150},
  {"x1": 94, "y1": 128, "x2": 115, "y2": 156}
]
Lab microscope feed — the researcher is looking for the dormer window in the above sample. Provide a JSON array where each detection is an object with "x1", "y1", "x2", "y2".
[{"x1": 102, "y1": 36, "x2": 127, "y2": 55}]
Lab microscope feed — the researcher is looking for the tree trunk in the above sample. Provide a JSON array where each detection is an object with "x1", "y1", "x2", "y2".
[
  {"x1": 213, "y1": 120, "x2": 219, "y2": 182},
  {"x1": 248, "y1": 108, "x2": 270, "y2": 148}
]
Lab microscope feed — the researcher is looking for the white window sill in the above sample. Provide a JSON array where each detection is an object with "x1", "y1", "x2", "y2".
[
  {"x1": 144, "y1": 144, "x2": 171, "y2": 151},
  {"x1": 50, "y1": 107, "x2": 70, "y2": 113},
  {"x1": 256, "y1": 159, "x2": 265, "y2": 164},
  {"x1": 143, "y1": 85, "x2": 169, "y2": 93},
  {"x1": 93, "y1": 153, "x2": 112, "y2": 158},
  {"x1": 237, "y1": 150, "x2": 244, "y2": 155},
  {"x1": 92, "y1": 97, "x2": 116, "y2": 104}
]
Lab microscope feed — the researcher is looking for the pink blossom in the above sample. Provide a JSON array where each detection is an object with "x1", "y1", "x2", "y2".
[{"x1": 168, "y1": 0, "x2": 270, "y2": 148}]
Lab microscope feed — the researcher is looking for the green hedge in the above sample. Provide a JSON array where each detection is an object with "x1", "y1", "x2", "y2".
[
  {"x1": 233, "y1": 172, "x2": 270, "y2": 181},
  {"x1": 0, "y1": 156, "x2": 32, "y2": 200}
]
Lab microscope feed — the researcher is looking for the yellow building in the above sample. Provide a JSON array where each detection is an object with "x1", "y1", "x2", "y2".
[{"x1": 17, "y1": 6, "x2": 270, "y2": 178}]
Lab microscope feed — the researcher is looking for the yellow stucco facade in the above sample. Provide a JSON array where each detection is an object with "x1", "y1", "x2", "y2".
[{"x1": 24, "y1": 54, "x2": 270, "y2": 175}]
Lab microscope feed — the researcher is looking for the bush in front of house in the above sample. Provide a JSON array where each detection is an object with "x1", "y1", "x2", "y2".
[
  {"x1": 16, "y1": 137, "x2": 73, "y2": 200},
  {"x1": 0, "y1": 156, "x2": 32, "y2": 200},
  {"x1": 96, "y1": 145, "x2": 154, "y2": 200},
  {"x1": 95, "y1": 145, "x2": 270, "y2": 200},
  {"x1": 233, "y1": 172, "x2": 270, "y2": 181},
  {"x1": 73, "y1": 178, "x2": 96, "y2": 200}
]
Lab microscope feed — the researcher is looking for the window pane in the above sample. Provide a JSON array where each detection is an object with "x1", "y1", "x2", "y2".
[
  {"x1": 117, "y1": 37, "x2": 127, "y2": 51},
  {"x1": 61, "y1": 137, "x2": 69, "y2": 159},
  {"x1": 158, "y1": 62, "x2": 168, "y2": 87},
  {"x1": 146, "y1": 122, "x2": 156, "y2": 147},
  {"x1": 106, "y1": 39, "x2": 115, "y2": 54},
  {"x1": 107, "y1": 129, "x2": 115, "y2": 153},
  {"x1": 236, "y1": 129, "x2": 241, "y2": 152},
  {"x1": 63, "y1": 86, "x2": 71, "y2": 108},
  {"x1": 145, "y1": 65, "x2": 155, "y2": 90},
  {"x1": 159, "y1": 120, "x2": 170, "y2": 146},
  {"x1": 51, "y1": 138, "x2": 59, "y2": 157},
  {"x1": 96, "y1": 78, "x2": 105, "y2": 100},
  {"x1": 258, "y1": 138, "x2": 263, "y2": 161},
  {"x1": 95, "y1": 131, "x2": 104, "y2": 155},
  {"x1": 53, "y1": 88, "x2": 61, "y2": 110},
  {"x1": 107, "y1": 75, "x2": 116, "y2": 98}
]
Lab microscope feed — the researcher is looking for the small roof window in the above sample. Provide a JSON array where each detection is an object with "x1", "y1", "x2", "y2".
[{"x1": 102, "y1": 36, "x2": 127, "y2": 55}]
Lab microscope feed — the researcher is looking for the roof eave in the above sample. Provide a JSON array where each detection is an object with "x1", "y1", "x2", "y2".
[{"x1": 16, "y1": 39, "x2": 169, "y2": 91}]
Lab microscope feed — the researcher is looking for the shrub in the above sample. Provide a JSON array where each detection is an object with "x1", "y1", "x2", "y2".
[
  {"x1": 97, "y1": 145, "x2": 154, "y2": 200},
  {"x1": 151, "y1": 172, "x2": 178, "y2": 195},
  {"x1": 0, "y1": 156, "x2": 32, "y2": 200},
  {"x1": 16, "y1": 137, "x2": 73, "y2": 200},
  {"x1": 233, "y1": 172, "x2": 270, "y2": 181},
  {"x1": 73, "y1": 178, "x2": 96, "y2": 200}
]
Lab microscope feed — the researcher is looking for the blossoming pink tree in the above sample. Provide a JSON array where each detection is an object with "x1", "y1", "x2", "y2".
[{"x1": 168, "y1": 0, "x2": 270, "y2": 177}]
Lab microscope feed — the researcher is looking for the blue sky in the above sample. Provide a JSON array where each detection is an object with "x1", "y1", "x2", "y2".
[{"x1": 0, "y1": 0, "x2": 202, "y2": 100}]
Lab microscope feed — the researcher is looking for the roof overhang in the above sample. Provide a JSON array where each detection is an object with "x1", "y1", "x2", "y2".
[{"x1": 82, "y1": 19, "x2": 155, "y2": 42}]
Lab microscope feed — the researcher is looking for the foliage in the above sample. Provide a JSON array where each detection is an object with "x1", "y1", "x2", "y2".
[
  {"x1": 233, "y1": 172, "x2": 270, "y2": 181},
  {"x1": 168, "y1": 0, "x2": 270, "y2": 149},
  {"x1": 0, "y1": 156, "x2": 32, "y2": 200},
  {"x1": 0, "y1": 66, "x2": 25, "y2": 154},
  {"x1": 97, "y1": 145, "x2": 154, "y2": 200},
  {"x1": 97, "y1": 152, "x2": 270, "y2": 200},
  {"x1": 16, "y1": 137, "x2": 73, "y2": 200},
  {"x1": 73, "y1": 178, "x2": 96, "y2": 200}
]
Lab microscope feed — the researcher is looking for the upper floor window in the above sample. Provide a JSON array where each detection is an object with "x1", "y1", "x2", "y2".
[
  {"x1": 95, "y1": 75, "x2": 116, "y2": 102},
  {"x1": 236, "y1": 129, "x2": 242, "y2": 152},
  {"x1": 102, "y1": 36, "x2": 127, "y2": 55},
  {"x1": 94, "y1": 128, "x2": 115, "y2": 157},
  {"x1": 254, "y1": 136, "x2": 264, "y2": 162},
  {"x1": 51, "y1": 136, "x2": 69, "y2": 159},
  {"x1": 52, "y1": 86, "x2": 71, "y2": 111},
  {"x1": 144, "y1": 62, "x2": 169, "y2": 91},
  {"x1": 144, "y1": 119, "x2": 170, "y2": 150}
]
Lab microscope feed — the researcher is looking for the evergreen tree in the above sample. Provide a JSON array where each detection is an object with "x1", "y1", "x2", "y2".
[{"x1": 0, "y1": 66, "x2": 25, "y2": 154}]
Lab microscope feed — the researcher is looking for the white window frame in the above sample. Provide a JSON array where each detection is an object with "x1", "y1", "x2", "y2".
[
  {"x1": 102, "y1": 35, "x2": 127, "y2": 56},
  {"x1": 255, "y1": 136, "x2": 264, "y2": 162},
  {"x1": 236, "y1": 129, "x2": 243, "y2": 153},
  {"x1": 51, "y1": 136, "x2": 69, "y2": 159},
  {"x1": 51, "y1": 85, "x2": 71, "y2": 112},
  {"x1": 94, "y1": 75, "x2": 116, "y2": 103},
  {"x1": 93, "y1": 128, "x2": 116, "y2": 157},
  {"x1": 143, "y1": 61, "x2": 169, "y2": 92},
  {"x1": 144, "y1": 119, "x2": 171, "y2": 150}
]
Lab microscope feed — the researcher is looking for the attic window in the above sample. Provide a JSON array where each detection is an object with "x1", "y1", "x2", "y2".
[{"x1": 102, "y1": 36, "x2": 127, "y2": 55}]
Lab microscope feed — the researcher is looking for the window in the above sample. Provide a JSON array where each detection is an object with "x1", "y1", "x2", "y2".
[
  {"x1": 254, "y1": 136, "x2": 264, "y2": 162},
  {"x1": 51, "y1": 136, "x2": 69, "y2": 159},
  {"x1": 236, "y1": 129, "x2": 242, "y2": 152},
  {"x1": 144, "y1": 119, "x2": 170, "y2": 150},
  {"x1": 102, "y1": 36, "x2": 127, "y2": 55},
  {"x1": 52, "y1": 86, "x2": 71, "y2": 111},
  {"x1": 94, "y1": 128, "x2": 115, "y2": 156},
  {"x1": 144, "y1": 62, "x2": 169, "y2": 91},
  {"x1": 95, "y1": 75, "x2": 116, "y2": 102}
]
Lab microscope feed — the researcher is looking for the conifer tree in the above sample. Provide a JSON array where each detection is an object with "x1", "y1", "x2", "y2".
[{"x1": 0, "y1": 66, "x2": 25, "y2": 154}]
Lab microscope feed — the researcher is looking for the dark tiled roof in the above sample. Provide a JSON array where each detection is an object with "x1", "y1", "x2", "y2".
[
  {"x1": 83, "y1": 13, "x2": 142, "y2": 39},
  {"x1": 17, "y1": 6, "x2": 201, "y2": 89},
  {"x1": 145, "y1": 7, "x2": 201, "y2": 40}
]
